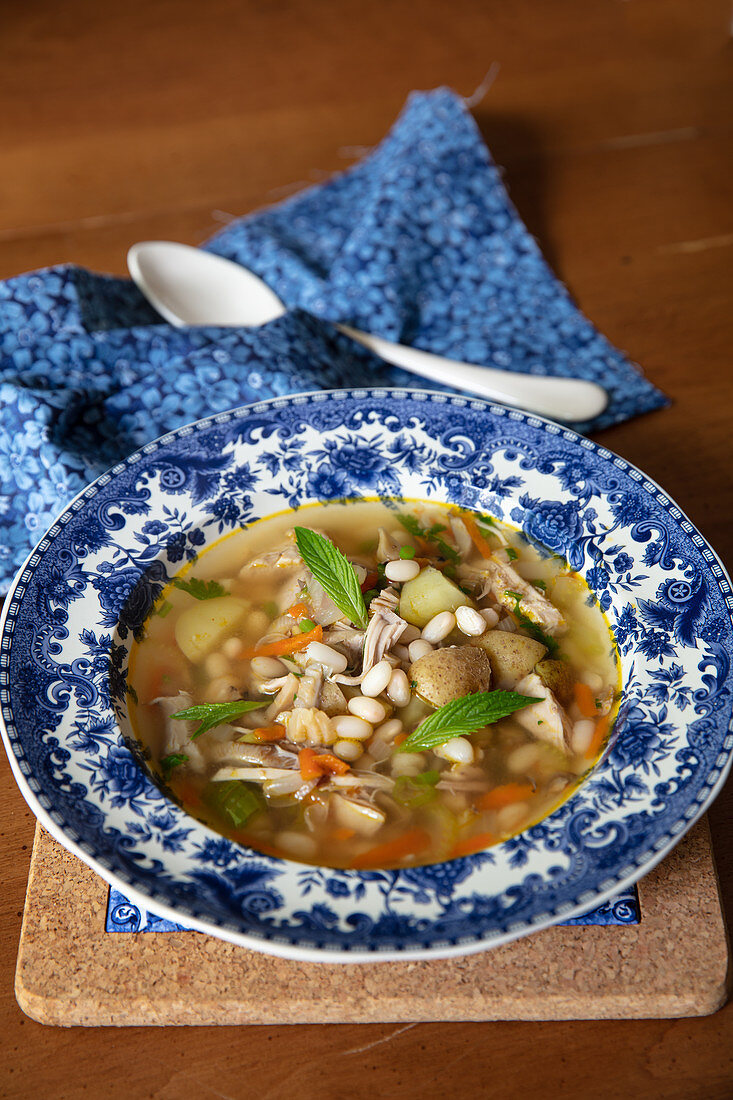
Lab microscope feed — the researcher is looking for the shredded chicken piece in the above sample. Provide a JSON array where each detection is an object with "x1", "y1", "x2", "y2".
[
  {"x1": 513, "y1": 673, "x2": 573, "y2": 752},
  {"x1": 368, "y1": 586, "x2": 399, "y2": 616},
  {"x1": 376, "y1": 528, "x2": 402, "y2": 562},
  {"x1": 212, "y1": 742, "x2": 299, "y2": 768},
  {"x1": 276, "y1": 707, "x2": 337, "y2": 746},
  {"x1": 265, "y1": 673, "x2": 300, "y2": 721},
  {"x1": 294, "y1": 667, "x2": 323, "y2": 709},
  {"x1": 319, "y1": 680, "x2": 348, "y2": 716},
  {"x1": 485, "y1": 557, "x2": 566, "y2": 635},
  {"x1": 322, "y1": 623, "x2": 365, "y2": 661},
  {"x1": 153, "y1": 692, "x2": 206, "y2": 773},
  {"x1": 449, "y1": 517, "x2": 473, "y2": 557},
  {"x1": 240, "y1": 545, "x2": 301, "y2": 574},
  {"x1": 362, "y1": 608, "x2": 407, "y2": 672}
]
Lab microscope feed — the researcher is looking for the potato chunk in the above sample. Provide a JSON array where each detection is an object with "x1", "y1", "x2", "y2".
[
  {"x1": 469, "y1": 630, "x2": 547, "y2": 689},
  {"x1": 410, "y1": 645, "x2": 493, "y2": 707},
  {"x1": 174, "y1": 596, "x2": 250, "y2": 663},
  {"x1": 399, "y1": 566, "x2": 473, "y2": 627},
  {"x1": 535, "y1": 659, "x2": 575, "y2": 706}
]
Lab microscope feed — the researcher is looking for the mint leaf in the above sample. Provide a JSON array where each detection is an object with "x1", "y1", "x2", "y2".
[
  {"x1": 172, "y1": 577, "x2": 227, "y2": 600},
  {"x1": 160, "y1": 752, "x2": 188, "y2": 779},
  {"x1": 398, "y1": 691, "x2": 540, "y2": 752},
  {"x1": 294, "y1": 527, "x2": 367, "y2": 629},
  {"x1": 172, "y1": 699, "x2": 266, "y2": 739}
]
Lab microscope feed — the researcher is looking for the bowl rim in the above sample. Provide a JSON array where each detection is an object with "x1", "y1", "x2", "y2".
[{"x1": 2, "y1": 386, "x2": 732, "y2": 963}]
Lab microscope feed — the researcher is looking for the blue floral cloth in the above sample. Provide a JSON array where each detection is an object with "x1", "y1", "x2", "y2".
[{"x1": 0, "y1": 87, "x2": 667, "y2": 593}]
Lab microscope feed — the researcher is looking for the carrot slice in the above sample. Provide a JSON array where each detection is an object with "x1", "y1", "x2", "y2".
[
  {"x1": 477, "y1": 782, "x2": 534, "y2": 811},
  {"x1": 585, "y1": 713, "x2": 611, "y2": 760},
  {"x1": 332, "y1": 827, "x2": 356, "y2": 842},
  {"x1": 450, "y1": 832, "x2": 496, "y2": 859},
  {"x1": 462, "y1": 513, "x2": 494, "y2": 561},
  {"x1": 360, "y1": 572, "x2": 379, "y2": 593},
  {"x1": 393, "y1": 731, "x2": 409, "y2": 747},
  {"x1": 349, "y1": 828, "x2": 432, "y2": 869},
  {"x1": 298, "y1": 747, "x2": 350, "y2": 781},
  {"x1": 241, "y1": 623, "x2": 323, "y2": 659},
  {"x1": 252, "y1": 725, "x2": 287, "y2": 742},
  {"x1": 574, "y1": 681, "x2": 598, "y2": 719},
  {"x1": 286, "y1": 601, "x2": 309, "y2": 619}
]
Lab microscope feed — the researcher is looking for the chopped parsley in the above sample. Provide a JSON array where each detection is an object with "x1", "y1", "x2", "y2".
[
  {"x1": 396, "y1": 513, "x2": 460, "y2": 564},
  {"x1": 172, "y1": 577, "x2": 227, "y2": 601}
]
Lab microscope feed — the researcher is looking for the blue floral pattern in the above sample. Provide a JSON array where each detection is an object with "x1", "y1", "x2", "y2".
[
  {"x1": 0, "y1": 89, "x2": 668, "y2": 593},
  {"x1": 0, "y1": 390, "x2": 730, "y2": 961}
]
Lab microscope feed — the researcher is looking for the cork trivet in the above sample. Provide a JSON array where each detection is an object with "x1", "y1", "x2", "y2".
[{"x1": 15, "y1": 820, "x2": 730, "y2": 1026}]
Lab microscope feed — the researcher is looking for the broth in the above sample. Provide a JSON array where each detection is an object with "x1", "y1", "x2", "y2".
[{"x1": 128, "y1": 499, "x2": 619, "y2": 869}]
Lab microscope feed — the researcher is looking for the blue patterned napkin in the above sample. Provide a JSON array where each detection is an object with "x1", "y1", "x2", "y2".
[{"x1": 0, "y1": 87, "x2": 667, "y2": 593}]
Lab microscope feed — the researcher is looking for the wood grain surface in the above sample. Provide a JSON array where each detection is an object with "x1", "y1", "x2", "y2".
[{"x1": 1, "y1": 1, "x2": 731, "y2": 1097}]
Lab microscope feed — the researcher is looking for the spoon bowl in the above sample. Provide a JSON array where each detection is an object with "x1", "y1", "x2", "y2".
[{"x1": 128, "y1": 240, "x2": 609, "y2": 423}]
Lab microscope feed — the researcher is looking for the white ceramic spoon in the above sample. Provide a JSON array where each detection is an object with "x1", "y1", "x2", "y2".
[{"x1": 127, "y1": 241, "x2": 608, "y2": 422}]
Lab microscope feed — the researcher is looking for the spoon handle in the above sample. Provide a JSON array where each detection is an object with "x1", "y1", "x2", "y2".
[{"x1": 336, "y1": 323, "x2": 608, "y2": 423}]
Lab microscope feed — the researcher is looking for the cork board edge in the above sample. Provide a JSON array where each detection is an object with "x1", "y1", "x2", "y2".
[{"x1": 15, "y1": 820, "x2": 731, "y2": 1026}]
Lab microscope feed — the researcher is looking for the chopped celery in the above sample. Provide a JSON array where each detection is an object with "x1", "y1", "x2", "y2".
[{"x1": 203, "y1": 780, "x2": 264, "y2": 828}]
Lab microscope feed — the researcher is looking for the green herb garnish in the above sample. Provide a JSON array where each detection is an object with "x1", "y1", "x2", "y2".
[
  {"x1": 263, "y1": 600, "x2": 279, "y2": 620},
  {"x1": 299, "y1": 617, "x2": 317, "y2": 632},
  {"x1": 393, "y1": 770, "x2": 441, "y2": 807},
  {"x1": 160, "y1": 752, "x2": 188, "y2": 779},
  {"x1": 294, "y1": 527, "x2": 368, "y2": 629},
  {"x1": 172, "y1": 577, "x2": 227, "y2": 601},
  {"x1": 505, "y1": 547, "x2": 519, "y2": 562},
  {"x1": 504, "y1": 590, "x2": 559, "y2": 656},
  {"x1": 396, "y1": 513, "x2": 460, "y2": 563},
  {"x1": 398, "y1": 691, "x2": 540, "y2": 753},
  {"x1": 157, "y1": 600, "x2": 173, "y2": 618},
  {"x1": 532, "y1": 579, "x2": 547, "y2": 592},
  {"x1": 399, "y1": 545, "x2": 416, "y2": 560},
  {"x1": 202, "y1": 780, "x2": 264, "y2": 828},
  {"x1": 171, "y1": 699, "x2": 266, "y2": 739}
]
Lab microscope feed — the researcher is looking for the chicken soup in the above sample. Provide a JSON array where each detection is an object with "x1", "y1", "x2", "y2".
[{"x1": 128, "y1": 500, "x2": 620, "y2": 869}]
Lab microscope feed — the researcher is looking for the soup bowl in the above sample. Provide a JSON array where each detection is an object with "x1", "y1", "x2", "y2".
[{"x1": 2, "y1": 389, "x2": 732, "y2": 962}]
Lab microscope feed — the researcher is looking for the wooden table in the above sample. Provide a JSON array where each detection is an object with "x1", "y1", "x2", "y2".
[{"x1": 1, "y1": 1, "x2": 731, "y2": 1096}]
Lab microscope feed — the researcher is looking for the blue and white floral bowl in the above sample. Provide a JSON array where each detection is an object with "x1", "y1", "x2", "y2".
[{"x1": 2, "y1": 389, "x2": 732, "y2": 962}]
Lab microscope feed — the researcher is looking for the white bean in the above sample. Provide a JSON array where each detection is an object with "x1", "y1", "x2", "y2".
[
  {"x1": 436, "y1": 736, "x2": 474, "y2": 765},
  {"x1": 348, "y1": 696, "x2": 387, "y2": 724},
  {"x1": 331, "y1": 715, "x2": 373, "y2": 741},
  {"x1": 581, "y1": 671, "x2": 604, "y2": 693},
  {"x1": 206, "y1": 676, "x2": 240, "y2": 703},
  {"x1": 408, "y1": 639, "x2": 433, "y2": 662},
  {"x1": 222, "y1": 636, "x2": 244, "y2": 659},
  {"x1": 360, "y1": 659, "x2": 393, "y2": 697},
  {"x1": 373, "y1": 718, "x2": 403, "y2": 741},
  {"x1": 507, "y1": 743, "x2": 542, "y2": 774},
  {"x1": 480, "y1": 608, "x2": 500, "y2": 628},
  {"x1": 250, "y1": 655, "x2": 288, "y2": 679},
  {"x1": 386, "y1": 669, "x2": 411, "y2": 707},
  {"x1": 246, "y1": 609, "x2": 270, "y2": 637},
  {"x1": 455, "y1": 605, "x2": 487, "y2": 637},
  {"x1": 275, "y1": 832, "x2": 318, "y2": 860},
  {"x1": 384, "y1": 559, "x2": 421, "y2": 583},
  {"x1": 333, "y1": 739, "x2": 364, "y2": 762},
  {"x1": 497, "y1": 802, "x2": 529, "y2": 833},
  {"x1": 421, "y1": 610, "x2": 456, "y2": 643},
  {"x1": 391, "y1": 752, "x2": 425, "y2": 777},
  {"x1": 391, "y1": 644, "x2": 411, "y2": 663},
  {"x1": 304, "y1": 641, "x2": 348, "y2": 673},
  {"x1": 572, "y1": 718, "x2": 596, "y2": 755},
  {"x1": 204, "y1": 652, "x2": 231, "y2": 679},
  {"x1": 399, "y1": 623, "x2": 422, "y2": 644}
]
